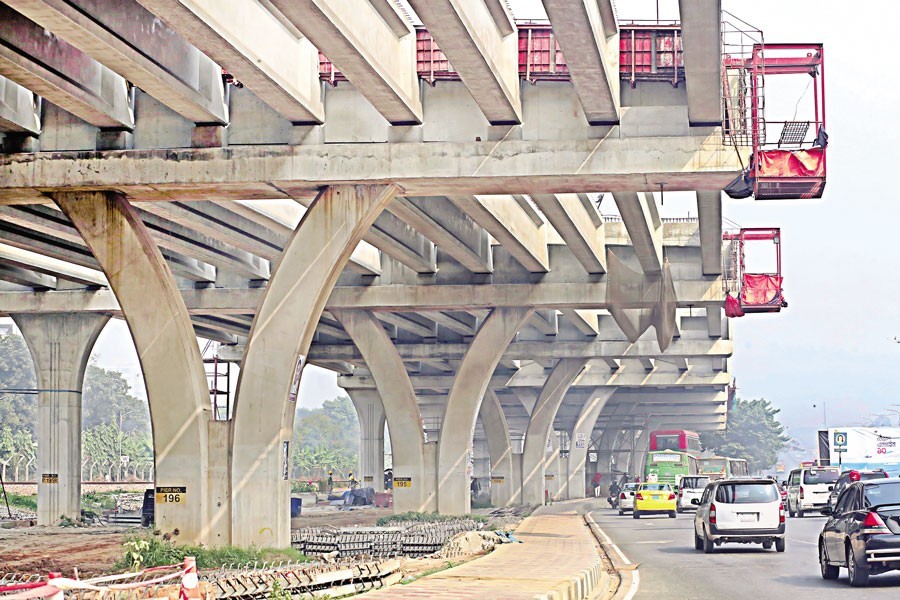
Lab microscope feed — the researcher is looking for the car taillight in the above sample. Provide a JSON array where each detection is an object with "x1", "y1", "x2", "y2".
[
  {"x1": 668, "y1": 493, "x2": 676, "y2": 500},
  {"x1": 620, "y1": 492, "x2": 626, "y2": 500},
  {"x1": 678, "y1": 490, "x2": 683, "y2": 497},
  {"x1": 709, "y1": 503, "x2": 716, "y2": 524},
  {"x1": 849, "y1": 471, "x2": 861, "y2": 482},
  {"x1": 636, "y1": 493, "x2": 644, "y2": 501},
  {"x1": 799, "y1": 486, "x2": 804, "y2": 499},
  {"x1": 779, "y1": 503, "x2": 785, "y2": 523},
  {"x1": 862, "y1": 511, "x2": 891, "y2": 535}
]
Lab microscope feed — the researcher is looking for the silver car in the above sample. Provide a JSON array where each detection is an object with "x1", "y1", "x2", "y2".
[{"x1": 618, "y1": 483, "x2": 640, "y2": 515}]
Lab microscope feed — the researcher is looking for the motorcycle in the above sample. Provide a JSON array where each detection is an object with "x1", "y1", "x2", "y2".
[{"x1": 607, "y1": 491, "x2": 619, "y2": 509}]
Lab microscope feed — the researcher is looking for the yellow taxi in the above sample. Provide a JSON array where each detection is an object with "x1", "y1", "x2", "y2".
[{"x1": 633, "y1": 482, "x2": 677, "y2": 519}]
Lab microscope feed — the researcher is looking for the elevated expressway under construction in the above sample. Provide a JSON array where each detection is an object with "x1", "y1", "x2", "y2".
[{"x1": 0, "y1": 0, "x2": 822, "y2": 548}]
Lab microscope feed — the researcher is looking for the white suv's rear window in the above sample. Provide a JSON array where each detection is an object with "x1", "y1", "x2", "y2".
[
  {"x1": 714, "y1": 483, "x2": 778, "y2": 504},
  {"x1": 804, "y1": 469, "x2": 839, "y2": 484}
]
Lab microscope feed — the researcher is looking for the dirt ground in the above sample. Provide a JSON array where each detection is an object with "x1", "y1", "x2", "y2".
[{"x1": 0, "y1": 526, "x2": 129, "y2": 577}]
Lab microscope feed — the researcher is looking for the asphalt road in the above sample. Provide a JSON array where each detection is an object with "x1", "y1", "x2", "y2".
[{"x1": 590, "y1": 505, "x2": 900, "y2": 598}]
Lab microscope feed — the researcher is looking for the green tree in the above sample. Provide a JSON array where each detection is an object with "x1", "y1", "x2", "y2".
[
  {"x1": 292, "y1": 395, "x2": 359, "y2": 479},
  {"x1": 0, "y1": 333, "x2": 37, "y2": 436},
  {"x1": 83, "y1": 364, "x2": 150, "y2": 433},
  {"x1": 701, "y1": 397, "x2": 790, "y2": 473}
]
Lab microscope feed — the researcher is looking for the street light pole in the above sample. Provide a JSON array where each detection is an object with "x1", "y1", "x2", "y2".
[{"x1": 813, "y1": 402, "x2": 827, "y2": 430}]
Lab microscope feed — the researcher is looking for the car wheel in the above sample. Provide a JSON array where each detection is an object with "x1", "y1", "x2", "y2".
[
  {"x1": 797, "y1": 508, "x2": 805, "y2": 518},
  {"x1": 847, "y1": 543, "x2": 869, "y2": 587},
  {"x1": 819, "y1": 541, "x2": 839, "y2": 580},
  {"x1": 676, "y1": 507, "x2": 683, "y2": 514},
  {"x1": 762, "y1": 540, "x2": 773, "y2": 550},
  {"x1": 669, "y1": 511, "x2": 677, "y2": 518},
  {"x1": 633, "y1": 510, "x2": 641, "y2": 519},
  {"x1": 703, "y1": 529, "x2": 715, "y2": 554},
  {"x1": 618, "y1": 509, "x2": 624, "y2": 516},
  {"x1": 775, "y1": 537, "x2": 785, "y2": 552},
  {"x1": 789, "y1": 501, "x2": 797, "y2": 518},
  {"x1": 694, "y1": 532, "x2": 703, "y2": 550}
]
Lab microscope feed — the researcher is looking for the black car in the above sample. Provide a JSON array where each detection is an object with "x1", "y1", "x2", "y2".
[
  {"x1": 819, "y1": 479, "x2": 900, "y2": 586},
  {"x1": 827, "y1": 469, "x2": 889, "y2": 510}
]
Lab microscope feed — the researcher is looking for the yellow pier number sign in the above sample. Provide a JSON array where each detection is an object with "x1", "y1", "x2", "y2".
[
  {"x1": 394, "y1": 477, "x2": 412, "y2": 488},
  {"x1": 156, "y1": 486, "x2": 187, "y2": 505}
]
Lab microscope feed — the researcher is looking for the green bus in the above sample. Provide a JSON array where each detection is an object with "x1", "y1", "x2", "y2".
[
  {"x1": 645, "y1": 450, "x2": 700, "y2": 486},
  {"x1": 698, "y1": 456, "x2": 750, "y2": 480}
]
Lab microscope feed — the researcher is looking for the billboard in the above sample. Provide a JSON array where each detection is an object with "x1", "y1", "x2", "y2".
[{"x1": 828, "y1": 427, "x2": 900, "y2": 476}]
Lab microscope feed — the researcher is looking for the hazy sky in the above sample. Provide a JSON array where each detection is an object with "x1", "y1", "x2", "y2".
[{"x1": 13, "y1": 1, "x2": 900, "y2": 455}]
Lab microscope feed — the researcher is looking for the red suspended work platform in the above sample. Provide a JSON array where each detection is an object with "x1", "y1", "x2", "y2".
[{"x1": 723, "y1": 228, "x2": 785, "y2": 317}]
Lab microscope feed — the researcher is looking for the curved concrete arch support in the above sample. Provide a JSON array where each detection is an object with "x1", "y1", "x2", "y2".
[
  {"x1": 335, "y1": 309, "x2": 427, "y2": 512},
  {"x1": 520, "y1": 358, "x2": 590, "y2": 505},
  {"x1": 480, "y1": 389, "x2": 515, "y2": 507},
  {"x1": 231, "y1": 185, "x2": 399, "y2": 548},
  {"x1": 53, "y1": 191, "x2": 213, "y2": 543},
  {"x1": 12, "y1": 313, "x2": 110, "y2": 525},
  {"x1": 566, "y1": 388, "x2": 614, "y2": 499},
  {"x1": 437, "y1": 307, "x2": 532, "y2": 514}
]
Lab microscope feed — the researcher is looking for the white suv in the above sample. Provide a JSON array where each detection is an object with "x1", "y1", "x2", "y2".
[
  {"x1": 786, "y1": 466, "x2": 839, "y2": 517},
  {"x1": 618, "y1": 483, "x2": 639, "y2": 515},
  {"x1": 677, "y1": 476, "x2": 710, "y2": 513},
  {"x1": 693, "y1": 478, "x2": 785, "y2": 553}
]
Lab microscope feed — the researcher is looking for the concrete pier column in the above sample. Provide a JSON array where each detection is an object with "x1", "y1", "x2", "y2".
[
  {"x1": 335, "y1": 310, "x2": 427, "y2": 512},
  {"x1": 54, "y1": 191, "x2": 215, "y2": 544},
  {"x1": 520, "y1": 359, "x2": 590, "y2": 506},
  {"x1": 437, "y1": 308, "x2": 532, "y2": 515},
  {"x1": 12, "y1": 313, "x2": 109, "y2": 525},
  {"x1": 480, "y1": 389, "x2": 514, "y2": 507},
  {"x1": 232, "y1": 185, "x2": 399, "y2": 547},
  {"x1": 567, "y1": 389, "x2": 614, "y2": 499},
  {"x1": 347, "y1": 390, "x2": 386, "y2": 493},
  {"x1": 545, "y1": 431, "x2": 562, "y2": 501}
]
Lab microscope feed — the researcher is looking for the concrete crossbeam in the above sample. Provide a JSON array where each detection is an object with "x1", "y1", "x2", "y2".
[
  {"x1": 309, "y1": 338, "x2": 733, "y2": 361},
  {"x1": 451, "y1": 195, "x2": 549, "y2": 273},
  {"x1": 6, "y1": 0, "x2": 228, "y2": 124},
  {"x1": 697, "y1": 191, "x2": 723, "y2": 275},
  {"x1": 679, "y1": 0, "x2": 723, "y2": 126},
  {"x1": 389, "y1": 197, "x2": 493, "y2": 273},
  {"x1": 560, "y1": 309, "x2": 600, "y2": 336},
  {"x1": 541, "y1": 0, "x2": 620, "y2": 125},
  {"x1": 0, "y1": 264, "x2": 54, "y2": 288},
  {"x1": 0, "y1": 277, "x2": 725, "y2": 315},
  {"x1": 0, "y1": 75, "x2": 40, "y2": 134},
  {"x1": 611, "y1": 192, "x2": 663, "y2": 274},
  {"x1": 0, "y1": 243, "x2": 105, "y2": 286},
  {"x1": 0, "y1": 4, "x2": 133, "y2": 129},
  {"x1": 530, "y1": 194, "x2": 606, "y2": 274},
  {"x1": 0, "y1": 135, "x2": 743, "y2": 198},
  {"x1": 136, "y1": 0, "x2": 323, "y2": 123},
  {"x1": 528, "y1": 310, "x2": 559, "y2": 336},
  {"x1": 409, "y1": 0, "x2": 521, "y2": 124},
  {"x1": 268, "y1": 0, "x2": 420, "y2": 125},
  {"x1": 707, "y1": 306, "x2": 723, "y2": 338}
]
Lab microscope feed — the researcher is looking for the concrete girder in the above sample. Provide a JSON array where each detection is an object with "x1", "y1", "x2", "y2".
[
  {"x1": 308, "y1": 338, "x2": 733, "y2": 362},
  {"x1": 231, "y1": 185, "x2": 399, "y2": 548},
  {"x1": 335, "y1": 310, "x2": 428, "y2": 512},
  {"x1": 0, "y1": 4, "x2": 133, "y2": 129},
  {"x1": 530, "y1": 194, "x2": 606, "y2": 274},
  {"x1": 267, "y1": 0, "x2": 420, "y2": 125},
  {"x1": 0, "y1": 135, "x2": 744, "y2": 199},
  {"x1": 611, "y1": 192, "x2": 663, "y2": 274},
  {"x1": 376, "y1": 312, "x2": 437, "y2": 339},
  {"x1": 408, "y1": 0, "x2": 520, "y2": 124},
  {"x1": 0, "y1": 243, "x2": 105, "y2": 287},
  {"x1": 506, "y1": 366, "x2": 731, "y2": 389},
  {"x1": 0, "y1": 75, "x2": 40, "y2": 135},
  {"x1": 388, "y1": 197, "x2": 493, "y2": 274},
  {"x1": 190, "y1": 315, "x2": 251, "y2": 337},
  {"x1": 52, "y1": 191, "x2": 217, "y2": 544},
  {"x1": 528, "y1": 310, "x2": 559, "y2": 336},
  {"x1": 0, "y1": 264, "x2": 54, "y2": 288},
  {"x1": 707, "y1": 306, "x2": 723, "y2": 338},
  {"x1": 678, "y1": 0, "x2": 723, "y2": 126},
  {"x1": 480, "y1": 388, "x2": 515, "y2": 507},
  {"x1": 639, "y1": 358, "x2": 655, "y2": 371},
  {"x1": 419, "y1": 311, "x2": 478, "y2": 337},
  {"x1": 450, "y1": 195, "x2": 549, "y2": 273},
  {"x1": 192, "y1": 323, "x2": 237, "y2": 344},
  {"x1": 0, "y1": 277, "x2": 725, "y2": 315},
  {"x1": 437, "y1": 307, "x2": 532, "y2": 514},
  {"x1": 521, "y1": 358, "x2": 590, "y2": 505},
  {"x1": 134, "y1": 208, "x2": 270, "y2": 280},
  {"x1": 135, "y1": 0, "x2": 323, "y2": 124},
  {"x1": 366, "y1": 212, "x2": 438, "y2": 274},
  {"x1": 12, "y1": 313, "x2": 109, "y2": 523},
  {"x1": 697, "y1": 191, "x2": 723, "y2": 275},
  {"x1": 5, "y1": 0, "x2": 228, "y2": 125},
  {"x1": 560, "y1": 309, "x2": 600, "y2": 336},
  {"x1": 541, "y1": 0, "x2": 620, "y2": 125}
]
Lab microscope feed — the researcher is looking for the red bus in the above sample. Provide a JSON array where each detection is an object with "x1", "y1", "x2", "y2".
[{"x1": 649, "y1": 430, "x2": 702, "y2": 455}]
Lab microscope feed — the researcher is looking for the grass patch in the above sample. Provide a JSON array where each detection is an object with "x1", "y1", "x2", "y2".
[
  {"x1": 400, "y1": 561, "x2": 457, "y2": 585},
  {"x1": 376, "y1": 512, "x2": 487, "y2": 527},
  {"x1": 82, "y1": 491, "x2": 123, "y2": 512},
  {"x1": 5, "y1": 493, "x2": 37, "y2": 511},
  {"x1": 114, "y1": 534, "x2": 311, "y2": 571}
]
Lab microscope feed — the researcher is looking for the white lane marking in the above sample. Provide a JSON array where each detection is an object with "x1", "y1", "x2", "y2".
[
  {"x1": 588, "y1": 512, "x2": 631, "y2": 564},
  {"x1": 788, "y1": 537, "x2": 816, "y2": 545},
  {"x1": 623, "y1": 570, "x2": 640, "y2": 600},
  {"x1": 635, "y1": 540, "x2": 672, "y2": 544}
]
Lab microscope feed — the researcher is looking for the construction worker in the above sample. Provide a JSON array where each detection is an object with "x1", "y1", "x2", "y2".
[
  {"x1": 327, "y1": 470, "x2": 334, "y2": 495},
  {"x1": 348, "y1": 471, "x2": 358, "y2": 490}
]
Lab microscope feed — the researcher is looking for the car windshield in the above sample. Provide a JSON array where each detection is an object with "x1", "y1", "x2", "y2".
[
  {"x1": 860, "y1": 472, "x2": 888, "y2": 481},
  {"x1": 624, "y1": 484, "x2": 638, "y2": 491},
  {"x1": 714, "y1": 483, "x2": 778, "y2": 504},
  {"x1": 640, "y1": 484, "x2": 671, "y2": 491},
  {"x1": 804, "y1": 469, "x2": 839, "y2": 484},
  {"x1": 863, "y1": 483, "x2": 900, "y2": 508},
  {"x1": 681, "y1": 477, "x2": 709, "y2": 489}
]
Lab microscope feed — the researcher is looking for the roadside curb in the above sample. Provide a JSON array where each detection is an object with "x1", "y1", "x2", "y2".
[
  {"x1": 530, "y1": 540, "x2": 608, "y2": 600},
  {"x1": 585, "y1": 511, "x2": 639, "y2": 600}
]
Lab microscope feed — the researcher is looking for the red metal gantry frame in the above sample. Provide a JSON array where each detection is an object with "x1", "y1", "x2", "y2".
[{"x1": 723, "y1": 227, "x2": 785, "y2": 316}]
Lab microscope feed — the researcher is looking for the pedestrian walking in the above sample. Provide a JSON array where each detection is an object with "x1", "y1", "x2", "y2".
[
  {"x1": 327, "y1": 470, "x2": 334, "y2": 495},
  {"x1": 591, "y1": 472, "x2": 603, "y2": 497}
]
